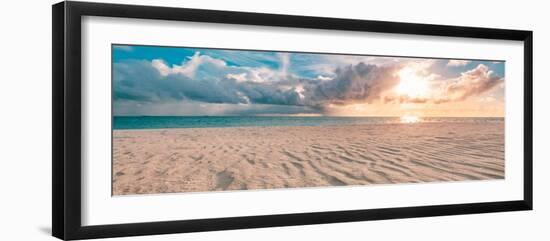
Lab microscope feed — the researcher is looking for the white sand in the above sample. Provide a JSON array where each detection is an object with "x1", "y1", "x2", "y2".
[{"x1": 112, "y1": 122, "x2": 504, "y2": 195}]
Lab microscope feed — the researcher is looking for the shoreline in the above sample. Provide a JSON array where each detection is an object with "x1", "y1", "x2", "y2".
[{"x1": 112, "y1": 120, "x2": 505, "y2": 132}]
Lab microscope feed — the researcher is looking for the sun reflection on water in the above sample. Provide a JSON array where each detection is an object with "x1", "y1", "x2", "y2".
[{"x1": 400, "y1": 115, "x2": 421, "y2": 123}]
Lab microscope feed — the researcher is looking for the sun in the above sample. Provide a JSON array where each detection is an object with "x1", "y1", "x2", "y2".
[{"x1": 394, "y1": 68, "x2": 429, "y2": 98}]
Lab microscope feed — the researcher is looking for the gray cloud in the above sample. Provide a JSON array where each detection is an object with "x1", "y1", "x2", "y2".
[
  {"x1": 114, "y1": 100, "x2": 319, "y2": 116},
  {"x1": 306, "y1": 62, "x2": 399, "y2": 106},
  {"x1": 114, "y1": 58, "x2": 400, "y2": 112},
  {"x1": 114, "y1": 60, "x2": 249, "y2": 104}
]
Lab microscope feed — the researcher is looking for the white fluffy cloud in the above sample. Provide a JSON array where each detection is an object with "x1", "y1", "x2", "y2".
[
  {"x1": 447, "y1": 59, "x2": 471, "y2": 67},
  {"x1": 152, "y1": 52, "x2": 227, "y2": 77},
  {"x1": 439, "y1": 64, "x2": 503, "y2": 102}
]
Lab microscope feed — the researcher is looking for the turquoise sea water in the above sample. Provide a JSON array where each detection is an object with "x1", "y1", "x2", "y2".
[{"x1": 113, "y1": 116, "x2": 504, "y2": 130}]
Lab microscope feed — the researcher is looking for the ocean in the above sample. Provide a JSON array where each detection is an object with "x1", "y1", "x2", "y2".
[{"x1": 113, "y1": 116, "x2": 504, "y2": 130}]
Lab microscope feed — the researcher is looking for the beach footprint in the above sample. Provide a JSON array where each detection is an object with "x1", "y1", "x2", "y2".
[{"x1": 215, "y1": 170, "x2": 235, "y2": 190}]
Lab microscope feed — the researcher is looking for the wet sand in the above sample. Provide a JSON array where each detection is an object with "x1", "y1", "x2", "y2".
[{"x1": 112, "y1": 122, "x2": 504, "y2": 195}]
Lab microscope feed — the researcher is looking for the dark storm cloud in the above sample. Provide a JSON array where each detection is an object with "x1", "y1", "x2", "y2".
[{"x1": 306, "y1": 62, "x2": 399, "y2": 106}]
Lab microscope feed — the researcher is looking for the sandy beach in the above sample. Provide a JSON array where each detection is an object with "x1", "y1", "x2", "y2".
[{"x1": 112, "y1": 122, "x2": 504, "y2": 195}]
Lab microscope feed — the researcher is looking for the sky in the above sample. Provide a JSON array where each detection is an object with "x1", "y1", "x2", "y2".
[{"x1": 113, "y1": 44, "x2": 505, "y2": 117}]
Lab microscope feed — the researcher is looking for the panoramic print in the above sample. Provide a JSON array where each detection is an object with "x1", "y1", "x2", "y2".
[{"x1": 112, "y1": 44, "x2": 505, "y2": 195}]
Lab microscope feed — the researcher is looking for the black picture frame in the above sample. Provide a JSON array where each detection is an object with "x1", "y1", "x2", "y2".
[{"x1": 52, "y1": 1, "x2": 533, "y2": 240}]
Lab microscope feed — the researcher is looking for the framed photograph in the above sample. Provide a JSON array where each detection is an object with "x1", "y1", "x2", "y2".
[{"x1": 52, "y1": 1, "x2": 533, "y2": 240}]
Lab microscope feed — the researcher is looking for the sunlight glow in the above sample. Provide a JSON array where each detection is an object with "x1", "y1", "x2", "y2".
[
  {"x1": 400, "y1": 115, "x2": 421, "y2": 123},
  {"x1": 395, "y1": 68, "x2": 429, "y2": 98}
]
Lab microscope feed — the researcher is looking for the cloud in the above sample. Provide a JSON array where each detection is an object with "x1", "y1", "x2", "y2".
[
  {"x1": 115, "y1": 52, "x2": 401, "y2": 110},
  {"x1": 114, "y1": 56, "x2": 303, "y2": 107},
  {"x1": 447, "y1": 60, "x2": 471, "y2": 67},
  {"x1": 114, "y1": 100, "x2": 319, "y2": 116},
  {"x1": 438, "y1": 64, "x2": 503, "y2": 102},
  {"x1": 151, "y1": 52, "x2": 226, "y2": 78},
  {"x1": 278, "y1": 53, "x2": 290, "y2": 76},
  {"x1": 114, "y1": 51, "x2": 503, "y2": 115},
  {"x1": 306, "y1": 63, "x2": 399, "y2": 106},
  {"x1": 201, "y1": 49, "x2": 280, "y2": 68},
  {"x1": 151, "y1": 59, "x2": 172, "y2": 76},
  {"x1": 383, "y1": 95, "x2": 430, "y2": 104},
  {"x1": 383, "y1": 64, "x2": 503, "y2": 104}
]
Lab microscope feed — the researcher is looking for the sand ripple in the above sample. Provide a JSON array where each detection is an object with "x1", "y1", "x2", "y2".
[{"x1": 112, "y1": 122, "x2": 504, "y2": 195}]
